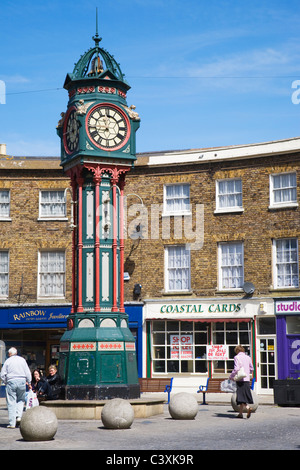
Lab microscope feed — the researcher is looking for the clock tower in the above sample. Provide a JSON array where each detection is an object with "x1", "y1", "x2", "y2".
[{"x1": 57, "y1": 26, "x2": 140, "y2": 400}]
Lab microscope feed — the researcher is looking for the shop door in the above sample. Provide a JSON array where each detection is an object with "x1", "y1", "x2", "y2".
[
  {"x1": 287, "y1": 337, "x2": 300, "y2": 378},
  {"x1": 257, "y1": 337, "x2": 276, "y2": 394}
]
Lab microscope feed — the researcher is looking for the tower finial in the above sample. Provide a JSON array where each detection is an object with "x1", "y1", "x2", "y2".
[{"x1": 93, "y1": 7, "x2": 102, "y2": 47}]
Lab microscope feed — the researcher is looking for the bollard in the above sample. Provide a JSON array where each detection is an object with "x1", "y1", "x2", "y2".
[
  {"x1": 101, "y1": 398, "x2": 134, "y2": 429},
  {"x1": 20, "y1": 406, "x2": 58, "y2": 441},
  {"x1": 168, "y1": 392, "x2": 198, "y2": 420}
]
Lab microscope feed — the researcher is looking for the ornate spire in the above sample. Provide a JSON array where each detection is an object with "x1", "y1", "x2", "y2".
[
  {"x1": 66, "y1": 7, "x2": 128, "y2": 85},
  {"x1": 92, "y1": 7, "x2": 102, "y2": 48}
]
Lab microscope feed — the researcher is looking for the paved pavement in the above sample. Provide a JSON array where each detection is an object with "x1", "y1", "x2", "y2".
[{"x1": 0, "y1": 394, "x2": 299, "y2": 452}]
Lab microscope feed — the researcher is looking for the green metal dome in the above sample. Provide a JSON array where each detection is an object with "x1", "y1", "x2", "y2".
[{"x1": 70, "y1": 30, "x2": 127, "y2": 83}]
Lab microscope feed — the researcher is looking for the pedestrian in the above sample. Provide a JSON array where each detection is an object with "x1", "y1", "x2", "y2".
[
  {"x1": 229, "y1": 345, "x2": 254, "y2": 419},
  {"x1": 31, "y1": 369, "x2": 52, "y2": 401},
  {"x1": 0, "y1": 347, "x2": 32, "y2": 428},
  {"x1": 46, "y1": 365, "x2": 63, "y2": 400}
]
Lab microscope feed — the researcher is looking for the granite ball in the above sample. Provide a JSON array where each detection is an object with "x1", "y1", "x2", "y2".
[
  {"x1": 20, "y1": 406, "x2": 58, "y2": 441},
  {"x1": 231, "y1": 390, "x2": 259, "y2": 413},
  {"x1": 101, "y1": 398, "x2": 135, "y2": 429},
  {"x1": 168, "y1": 392, "x2": 198, "y2": 420}
]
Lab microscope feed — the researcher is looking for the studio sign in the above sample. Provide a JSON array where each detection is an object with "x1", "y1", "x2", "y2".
[{"x1": 160, "y1": 303, "x2": 242, "y2": 314}]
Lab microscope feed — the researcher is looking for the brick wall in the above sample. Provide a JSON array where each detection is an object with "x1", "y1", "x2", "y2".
[
  {"x1": 0, "y1": 151, "x2": 299, "y2": 308},
  {"x1": 123, "y1": 153, "x2": 300, "y2": 302},
  {"x1": 0, "y1": 160, "x2": 72, "y2": 305}
]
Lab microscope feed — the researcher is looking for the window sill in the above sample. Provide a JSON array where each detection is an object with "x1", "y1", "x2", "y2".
[
  {"x1": 161, "y1": 211, "x2": 192, "y2": 218},
  {"x1": 269, "y1": 287, "x2": 300, "y2": 292},
  {"x1": 215, "y1": 288, "x2": 244, "y2": 294},
  {"x1": 37, "y1": 296, "x2": 66, "y2": 301},
  {"x1": 214, "y1": 208, "x2": 244, "y2": 215},
  {"x1": 37, "y1": 217, "x2": 68, "y2": 222},
  {"x1": 268, "y1": 203, "x2": 298, "y2": 210},
  {"x1": 0, "y1": 218, "x2": 12, "y2": 222},
  {"x1": 162, "y1": 290, "x2": 193, "y2": 296}
]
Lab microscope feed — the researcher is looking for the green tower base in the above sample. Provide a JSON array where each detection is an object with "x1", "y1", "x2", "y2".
[{"x1": 58, "y1": 313, "x2": 140, "y2": 400}]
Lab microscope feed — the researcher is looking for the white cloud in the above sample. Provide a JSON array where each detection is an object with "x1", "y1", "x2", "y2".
[
  {"x1": 187, "y1": 47, "x2": 298, "y2": 78},
  {"x1": 1, "y1": 75, "x2": 31, "y2": 84},
  {"x1": 6, "y1": 138, "x2": 60, "y2": 157}
]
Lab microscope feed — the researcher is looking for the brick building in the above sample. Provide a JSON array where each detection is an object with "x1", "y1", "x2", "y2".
[
  {"x1": 123, "y1": 137, "x2": 300, "y2": 394},
  {"x1": 0, "y1": 148, "x2": 72, "y2": 372},
  {"x1": 0, "y1": 137, "x2": 299, "y2": 394}
]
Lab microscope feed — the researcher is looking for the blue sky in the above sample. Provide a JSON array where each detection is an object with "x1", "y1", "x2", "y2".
[{"x1": 1, "y1": 0, "x2": 300, "y2": 156}]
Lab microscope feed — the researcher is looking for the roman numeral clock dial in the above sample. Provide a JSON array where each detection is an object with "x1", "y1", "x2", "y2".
[
  {"x1": 86, "y1": 103, "x2": 130, "y2": 151},
  {"x1": 63, "y1": 107, "x2": 79, "y2": 155}
]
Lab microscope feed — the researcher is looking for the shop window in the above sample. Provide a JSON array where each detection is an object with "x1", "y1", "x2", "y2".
[
  {"x1": 257, "y1": 317, "x2": 276, "y2": 335},
  {"x1": 211, "y1": 322, "x2": 251, "y2": 375},
  {"x1": 286, "y1": 316, "x2": 300, "y2": 334},
  {"x1": 151, "y1": 320, "x2": 251, "y2": 375},
  {"x1": 152, "y1": 320, "x2": 209, "y2": 374},
  {"x1": 0, "y1": 329, "x2": 64, "y2": 375}
]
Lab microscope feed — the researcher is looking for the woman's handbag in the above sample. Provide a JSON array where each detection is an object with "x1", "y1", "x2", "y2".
[{"x1": 234, "y1": 365, "x2": 247, "y2": 381}]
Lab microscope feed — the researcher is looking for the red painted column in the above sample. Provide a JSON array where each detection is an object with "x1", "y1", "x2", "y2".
[
  {"x1": 77, "y1": 176, "x2": 84, "y2": 313},
  {"x1": 71, "y1": 176, "x2": 77, "y2": 314},
  {"x1": 94, "y1": 171, "x2": 101, "y2": 312},
  {"x1": 119, "y1": 176, "x2": 126, "y2": 313},
  {"x1": 111, "y1": 172, "x2": 119, "y2": 312}
]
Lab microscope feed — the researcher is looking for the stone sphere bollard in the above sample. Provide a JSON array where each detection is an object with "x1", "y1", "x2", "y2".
[
  {"x1": 168, "y1": 392, "x2": 199, "y2": 420},
  {"x1": 231, "y1": 390, "x2": 259, "y2": 413},
  {"x1": 101, "y1": 398, "x2": 135, "y2": 429},
  {"x1": 20, "y1": 406, "x2": 58, "y2": 441}
]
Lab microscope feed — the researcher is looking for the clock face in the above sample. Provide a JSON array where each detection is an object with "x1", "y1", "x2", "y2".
[
  {"x1": 63, "y1": 107, "x2": 79, "y2": 155},
  {"x1": 86, "y1": 103, "x2": 130, "y2": 151}
]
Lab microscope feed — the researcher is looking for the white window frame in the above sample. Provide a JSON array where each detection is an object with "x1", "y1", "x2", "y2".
[
  {"x1": 269, "y1": 172, "x2": 298, "y2": 209},
  {"x1": 38, "y1": 250, "x2": 66, "y2": 298},
  {"x1": 164, "y1": 245, "x2": 191, "y2": 293},
  {"x1": 0, "y1": 190, "x2": 11, "y2": 221},
  {"x1": 163, "y1": 183, "x2": 191, "y2": 216},
  {"x1": 38, "y1": 190, "x2": 67, "y2": 220},
  {"x1": 272, "y1": 238, "x2": 299, "y2": 289},
  {"x1": 0, "y1": 250, "x2": 9, "y2": 298},
  {"x1": 215, "y1": 178, "x2": 243, "y2": 214},
  {"x1": 218, "y1": 242, "x2": 244, "y2": 291}
]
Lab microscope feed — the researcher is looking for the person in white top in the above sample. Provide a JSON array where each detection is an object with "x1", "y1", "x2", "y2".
[{"x1": 0, "y1": 347, "x2": 32, "y2": 428}]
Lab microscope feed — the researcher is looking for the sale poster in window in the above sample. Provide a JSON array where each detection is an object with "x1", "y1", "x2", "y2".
[
  {"x1": 170, "y1": 334, "x2": 193, "y2": 359},
  {"x1": 206, "y1": 345, "x2": 229, "y2": 360}
]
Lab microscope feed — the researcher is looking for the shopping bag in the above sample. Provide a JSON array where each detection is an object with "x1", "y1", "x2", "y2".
[
  {"x1": 26, "y1": 390, "x2": 39, "y2": 409},
  {"x1": 220, "y1": 379, "x2": 237, "y2": 393}
]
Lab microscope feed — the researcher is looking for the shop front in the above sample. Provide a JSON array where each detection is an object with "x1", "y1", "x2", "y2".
[
  {"x1": 0, "y1": 305, "x2": 71, "y2": 375},
  {"x1": 275, "y1": 298, "x2": 300, "y2": 379},
  {"x1": 143, "y1": 298, "x2": 275, "y2": 394},
  {"x1": 0, "y1": 303, "x2": 143, "y2": 378}
]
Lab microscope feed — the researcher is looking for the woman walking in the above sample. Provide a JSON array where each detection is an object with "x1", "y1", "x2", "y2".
[{"x1": 229, "y1": 345, "x2": 254, "y2": 418}]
